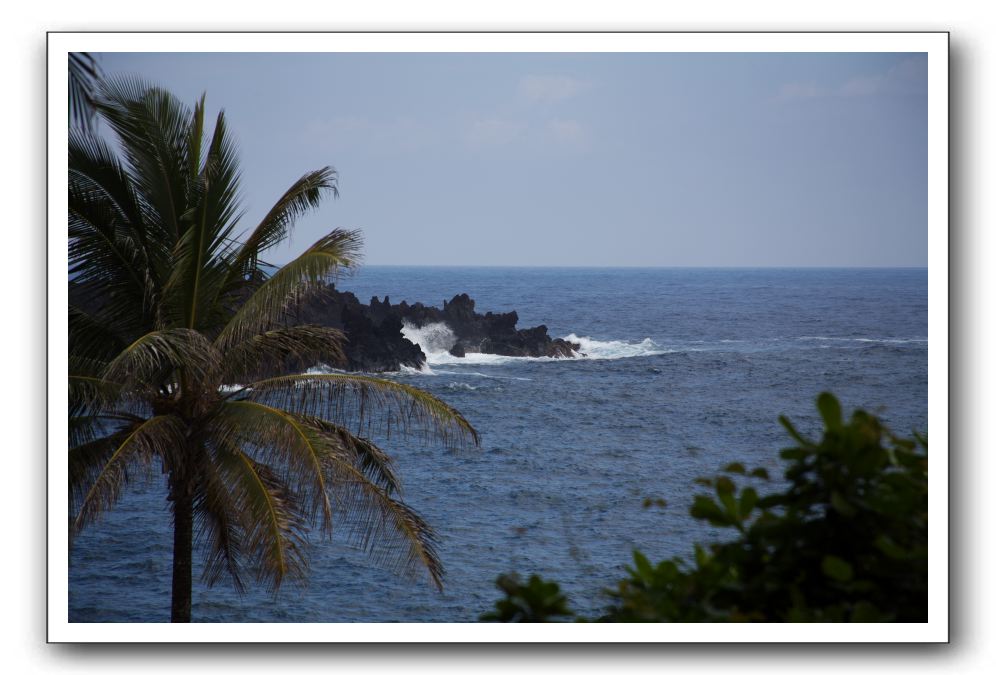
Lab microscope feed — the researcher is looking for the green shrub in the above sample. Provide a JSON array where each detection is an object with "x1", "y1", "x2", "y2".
[
  {"x1": 482, "y1": 393, "x2": 928, "y2": 623},
  {"x1": 479, "y1": 573, "x2": 574, "y2": 622}
]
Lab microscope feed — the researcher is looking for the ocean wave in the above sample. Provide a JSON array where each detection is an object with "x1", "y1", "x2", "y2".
[
  {"x1": 400, "y1": 362, "x2": 436, "y2": 375},
  {"x1": 422, "y1": 351, "x2": 563, "y2": 366},
  {"x1": 401, "y1": 321, "x2": 457, "y2": 354},
  {"x1": 797, "y1": 336, "x2": 927, "y2": 345},
  {"x1": 562, "y1": 334, "x2": 671, "y2": 360},
  {"x1": 401, "y1": 320, "x2": 669, "y2": 367},
  {"x1": 445, "y1": 382, "x2": 488, "y2": 391},
  {"x1": 433, "y1": 370, "x2": 532, "y2": 381}
]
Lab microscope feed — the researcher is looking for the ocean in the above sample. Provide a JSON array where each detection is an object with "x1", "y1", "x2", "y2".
[{"x1": 68, "y1": 267, "x2": 928, "y2": 622}]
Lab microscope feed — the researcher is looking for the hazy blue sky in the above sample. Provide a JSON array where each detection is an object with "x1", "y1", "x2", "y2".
[{"x1": 95, "y1": 52, "x2": 927, "y2": 267}]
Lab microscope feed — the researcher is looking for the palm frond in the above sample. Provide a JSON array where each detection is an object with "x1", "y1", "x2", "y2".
[
  {"x1": 238, "y1": 372, "x2": 479, "y2": 449},
  {"x1": 69, "y1": 413, "x2": 144, "y2": 449},
  {"x1": 94, "y1": 76, "x2": 194, "y2": 242},
  {"x1": 69, "y1": 53, "x2": 101, "y2": 129},
  {"x1": 210, "y1": 438, "x2": 310, "y2": 592},
  {"x1": 220, "y1": 325, "x2": 346, "y2": 383},
  {"x1": 210, "y1": 401, "x2": 441, "y2": 589},
  {"x1": 68, "y1": 417, "x2": 143, "y2": 520},
  {"x1": 227, "y1": 167, "x2": 339, "y2": 280},
  {"x1": 193, "y1": 449, "x2": 247, "y2": 593},
  {"x1": 213, "y1": 229, "x2": 362, "y2": 352},
  {"x1": 210, "y1": 401, "x2": 338, "y2": 533},
  {"x1": 186, "y1": 93, "x2": 206, "y2": 181},
  {"x1": 68, "y1": 130, "x2": 159, "y2": 266},
  {"x1": 69, "y1": 141, "x2": 160, "y2": 337},
  {"x1": 69, "y1": 374, "x2": 124, "y2": 418},
  {"x1": 300, "y1": 416, "x2": 402, "y2": 495},
  {"x1": 318, "y1": 456, "x2": 444, "y2": 590},
  {"x1": 102, "y1": 328, "x2": 221, "y2": 391},
  {"x1": 71, "y1": 415, "x2": 186, "y2": 535},
  {"x1": 160, "y1": 106, "x2": 244, "y2": 332},
  {"x1": 69, "y1": 305, "x2": 129, "y2": 369}
]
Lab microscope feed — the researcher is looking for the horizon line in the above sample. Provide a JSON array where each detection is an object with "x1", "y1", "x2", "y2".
[{"x1": 326, "y1": 263, "x2": 929, "y2": 270}]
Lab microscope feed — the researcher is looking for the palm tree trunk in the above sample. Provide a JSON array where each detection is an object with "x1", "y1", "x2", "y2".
[{"x1": 170, "y1": 479, "x2": 194, "y2": 623}]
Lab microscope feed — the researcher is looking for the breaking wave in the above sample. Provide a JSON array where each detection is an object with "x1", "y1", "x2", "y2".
[
  {"x1": 561, "y1": 334, "x2": 670, "y2": 360},
  {"x1": 400, "y1": 321, "x2": 668, "y2": 367}
]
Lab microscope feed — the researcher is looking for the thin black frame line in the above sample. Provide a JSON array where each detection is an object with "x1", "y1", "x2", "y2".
[{"x1": 48, "y1": 29, "x2": 951, "y2": 35}]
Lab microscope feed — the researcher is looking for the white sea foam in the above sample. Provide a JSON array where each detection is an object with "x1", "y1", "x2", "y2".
[
  {"x1": 561, "y1": 334, "x2": 670, "y2": 360},
  {"x1": 446, "y1": 382, "x2": 485, "y2": 391},
  {"x1": 401, "y1": 321, "x2": 458, "y2": 354},
  {"x1": 400, "y1": 362, "x2": 436, "y2": 375},
  {"x1": 304, "y1": 363, "x2": 340, "y2": 375},
  {"x1": 401, "y1": 320, "x2": 668, "y2": 367}
]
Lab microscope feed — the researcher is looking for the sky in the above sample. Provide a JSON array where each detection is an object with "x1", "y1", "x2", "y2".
[{"x1": 94, "y1": 52, "x2": 928, "y2": 267}]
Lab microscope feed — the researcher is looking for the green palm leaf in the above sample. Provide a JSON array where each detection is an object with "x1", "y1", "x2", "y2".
[
  {"x1": 302, "y1": 416, "x2": 402, "y2": 495},
  {"x1": 219, "y1": 324, "x2": 346, "y2": 385},
  {"x1": 193, "y1": 446, "x2": 247, "y2": 594},
  {"x1": 69, "y1": 53, "x2": 101, "y2": 129},
  {"x1": 210, "y1": 401, "x2": 442, "y2": 589},
  {"x1": 227, "y1": 167, "x2": 339, "y2": 281},
  {"x1": 161, "y1": 106, "x2": 244, "y2": 331},
  {"x1": 238, "y1": 372, "x2": 480, "y2": 449},
  {"x1": 320, "y1": 457, "x2": 444, "y2": 590},
  {"x1": 211, "y1": 439, "x2": 309, "y2": 592},
  {"x1": 102, "y1": 328, "x2": 221, "y2": 390},
  {"x1": 211, "y1": 400, "x2": 337, "y2": 533},
  {"x1": 214, "y1": 229, "x2": 362, "y2": 352},
  {"x1": 71, "y1": 415, "x2": 186, "y2": 535}
]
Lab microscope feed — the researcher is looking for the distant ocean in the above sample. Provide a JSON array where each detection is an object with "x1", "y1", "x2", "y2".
[{"x1": 69, "y1": 267, "x2": 928, "y2": 622}]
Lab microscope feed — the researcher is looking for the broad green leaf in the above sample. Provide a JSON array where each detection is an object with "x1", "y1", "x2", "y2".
[
  {"x1": 690, "y1": 496, "x2": 728, "y2": 525},
  {"x1": 739, "y1": 487, "x2": 758, "y2": 519},
  {"x1": 817, "y1": 392, "x2": 843, "y2": 430},
  {"x1": 821, "y1": 555, "x2": 854, "y2": 582},
  {"x1": 633, "y1": 550, "x2": 654, "y2": 581},
  {"x1": 715, "y1": 476, "x2": 736, "y2": 496},
  {"x1": 831, "y1": 491, "x2": 858, "y2": 517}
]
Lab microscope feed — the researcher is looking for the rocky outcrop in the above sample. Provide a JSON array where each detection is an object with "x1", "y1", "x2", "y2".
[
  {"x1": 288, "y1": 286, "x2": 580, "y2": 372},
  {"x1": 394, "y1": 293, "x2": 580, "y2": 360},
  {"x1": 286, "y1": 287, "x2": 424, "y2": 372}
]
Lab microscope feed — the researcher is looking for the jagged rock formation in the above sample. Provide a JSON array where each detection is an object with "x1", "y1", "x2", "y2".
[{"x1": 290, "y1": 287, "x2": 580, "y2": 372}]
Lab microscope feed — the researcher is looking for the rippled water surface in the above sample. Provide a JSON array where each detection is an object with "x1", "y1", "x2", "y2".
[{"x1": 69, "y1": 267, "x2": 928, "y2": 622}]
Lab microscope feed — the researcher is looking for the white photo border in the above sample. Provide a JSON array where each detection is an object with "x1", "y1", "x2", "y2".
[{"x1": 48, "y1": 31, "x2": 949, "y2": 643}]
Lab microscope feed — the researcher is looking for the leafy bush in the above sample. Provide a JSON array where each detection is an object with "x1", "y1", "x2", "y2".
[
  {"x1": 482, "y1": 393, "x2": 927, "y2": 623},
  {"x1": 479, "y1": 573, "x2": 574, "y2": 622}
]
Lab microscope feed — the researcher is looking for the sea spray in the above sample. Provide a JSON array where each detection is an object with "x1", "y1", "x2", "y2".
[{"x1": 401, "y1": 321, "x2": 458, "y2": 357}]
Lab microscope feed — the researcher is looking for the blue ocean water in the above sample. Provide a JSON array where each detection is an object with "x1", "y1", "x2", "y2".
[{"x1": 69, "y1": 267, "x2": 928, "y2": 622}]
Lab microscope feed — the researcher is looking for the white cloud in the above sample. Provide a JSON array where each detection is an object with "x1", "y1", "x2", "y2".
[{"x1": 517, "y1": 75, "x2": 590, "y2": 105}]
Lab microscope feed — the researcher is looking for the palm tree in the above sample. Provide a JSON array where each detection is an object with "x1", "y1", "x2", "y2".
[{"x1": 68, "y1": 78, "x2": 478, "y2": 622}]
